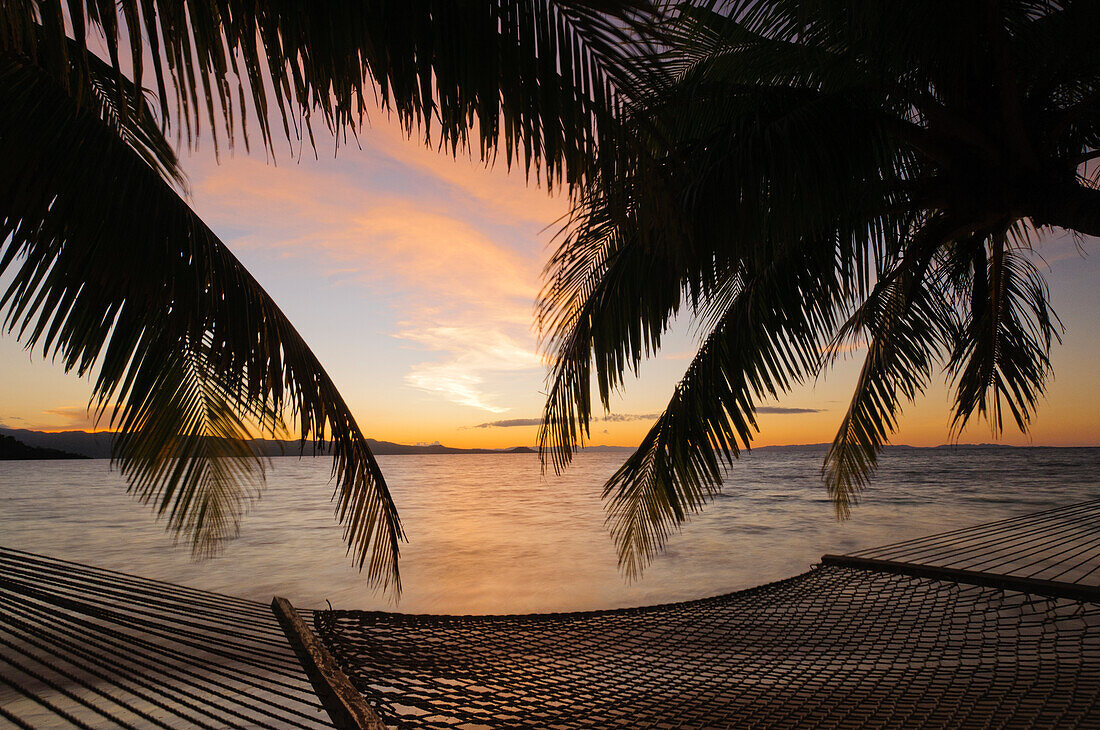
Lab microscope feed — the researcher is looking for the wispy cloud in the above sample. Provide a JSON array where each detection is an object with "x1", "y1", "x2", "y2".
[
  {"x1": 601, "y1": 413, "x2": 661, "y2": 422},
  {"x1": 366, "y1": 122, "x2": 568, "y2": 228},
  {"x1": 1033, "y1": 229, "x2": 1092, "y2": 267},
  {"x1": 400, "y1": 327, "x2": 542, "y2": 413},
  {"x1": 471, "y1": 412, "x2": 661, "y2": 428},
  {"x1": 472, "y1": 418, "x2": 543, "y2": 428},
  {"x1": 191, "y1": 135, "x2": 566, "y2": 414},
  {"x1": 661, "y1": 348, "x2": 698, "y2": 361},
  {"x1": 820, "y1": 340, "x2": 869, "y2": 355},
  {"x1": 756, "y1": 406, "x2": 823, "y2": 414},
  {"x1": 4, "y1": 405, "x2": 121, "y2": 432},
  {"x1": 43, "y1": 406, "x2": 93, "y2": 422}
]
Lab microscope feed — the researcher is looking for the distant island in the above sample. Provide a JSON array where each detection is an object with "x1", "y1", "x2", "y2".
[
  {"x1": 0, "y1": 433, "x2": 88, "y2": 460},
  {"x1": 0, "y1": 427, "x2": 1077, "y2": 460},
  {"x1": 0, "y1": 427, "x2": 619, "y2": 459}
]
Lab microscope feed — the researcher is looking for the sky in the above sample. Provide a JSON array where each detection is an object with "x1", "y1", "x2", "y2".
[{"x1": 2, "y1": 116, "x2": 1099, "y2": 449}]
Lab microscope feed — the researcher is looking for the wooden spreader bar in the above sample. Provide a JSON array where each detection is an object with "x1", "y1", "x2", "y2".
[
  {"x1": 821, "y1": 554, "x2": 1100, "y2": 604},
  {"x1": 271, "y1": 596, "x2": 387, "y2": 730}
]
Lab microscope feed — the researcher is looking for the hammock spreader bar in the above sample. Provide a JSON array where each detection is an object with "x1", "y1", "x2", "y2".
[
  {"x1": 271, "y1": 596, "x2": 385, "y2": 730},
  {"x1": 822, "y1": 553, "x2": 1100, "y2": 603}
]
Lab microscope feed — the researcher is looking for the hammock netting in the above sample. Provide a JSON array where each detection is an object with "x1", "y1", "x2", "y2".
[
  {"x1": 316, "y1": 566, "x2": 1100, "y2": 729},
  {"x1": 0, "y1": 547, "x2": 329, "y2": 729},
  {"x1": 315, "y1": 500, "x2": 1100, "y2": 729},
  {"x1": 2, "y1": 499, "x2": 1100, "y2": 728}
]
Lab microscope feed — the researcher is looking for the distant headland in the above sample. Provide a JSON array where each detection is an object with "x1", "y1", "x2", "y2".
[
  {"x1": 0, "y1": 433, "x2": 88, "y2": 460},
  {"x1": 1, "y1": 427, "x2": 1085, "y2": 461},
  {"x1": 0, "y1": 427, "x2": 631, "y2": 460}
]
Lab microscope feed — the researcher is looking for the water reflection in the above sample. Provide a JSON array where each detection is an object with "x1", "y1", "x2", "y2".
[{"x1": 1, "y1": 448, "x2": 1097, "y2": 613}]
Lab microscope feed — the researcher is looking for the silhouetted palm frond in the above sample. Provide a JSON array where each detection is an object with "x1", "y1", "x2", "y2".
[
  {"x1": 110, "y1": 334, "x2": 278, "y2": 559},
  {"x1": 0, "y1": 55, "x2": 402, "y2": 590},
  {"x1": 822, "y1": 238, "x2": 955, "y2": 515},
  {"x1": 540, "y1": 0, "x2": 1097, "y2": 575},
  {"x1": 603, "y1": 243, "x2": 845, "y2": 575},
  {"x1": 2, "y1": 0, "x2": 653, "y2": 189},
  {"x1": 1, "y1": 0, "x2": 660, "y2": 589},
  {"x1": 946, "y1": 234, "x2": 1063, "y2": 436}
]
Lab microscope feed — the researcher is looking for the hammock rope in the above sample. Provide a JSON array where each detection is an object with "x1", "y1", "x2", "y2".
[
  {"x1": 2, "y1": 501, "x2": 1100, "y2": 728},
  {"x1": 0, "y1": 547, "x2": 329, "y2": 729},
  {"x1": 315, "y1": 502, "x2": 1100, "y2": 729}
]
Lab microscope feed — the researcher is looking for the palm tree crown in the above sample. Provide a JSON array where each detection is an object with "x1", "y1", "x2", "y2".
[
  {"x1": 0, "y1": 0, "x2": 650, "y2": 592},
  {"x1": 539, "y1": 0, "x2": 1098, "y2": 575}
]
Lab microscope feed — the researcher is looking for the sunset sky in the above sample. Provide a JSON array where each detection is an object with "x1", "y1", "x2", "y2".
[{"x1": 2, "y1": 117, "x2": 1098, "y2": 449}]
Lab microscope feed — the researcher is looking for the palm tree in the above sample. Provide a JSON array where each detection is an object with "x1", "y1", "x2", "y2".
[
  {"x1": 539, "y1": 0, "x2": 1099, "y2": 576},
  {"x1": 0, "y1": 0, "x2": 650, "y2": 592}
]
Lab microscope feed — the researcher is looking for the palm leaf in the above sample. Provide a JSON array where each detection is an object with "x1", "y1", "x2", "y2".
[
  {"x1": 539, "y1": 0, "x2": 1093, "y2": 578},
  {"x1": 822, "y1": 242, "x2": 954, "y2": 516},
  {"x1": 946, "y1": 232, "x2": 1063, "y2": 435},
  {"x1": 604, "y1": 245, "x2": 844, "y2": 576},
  {"x1": 2, "y1": 0, "x2": 654, "y2": 189},
  {"x1": 111, "y1": 333, "x2": 279, "y2": 558},
  {"x1": 0, "y1": 55, "x2": 403, "y2": 590},
  {"x1": 538, "y1": 189, "x2": 689, "y2": 471},
  {"x1": 539, "y1": 36, "x2": 914, "y2": 473}
]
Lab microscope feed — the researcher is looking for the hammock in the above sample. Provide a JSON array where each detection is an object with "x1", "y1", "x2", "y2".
[
  {"x1": 317, "y1": 500, "x2": 1100, "y2": 729},
  {"x1": 3, "y1": 500, "x2": 1100, "y2": 728},
  {"x1": 0, "y1": 547, "x2": 329, "y2": 729}
]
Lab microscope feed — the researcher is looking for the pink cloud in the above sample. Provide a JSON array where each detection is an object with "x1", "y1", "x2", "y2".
[
  {"x1": 398, "y1": 327, "x2": 543, "y2": 412},
  {"x1": 362, "y1": 120, "x2": 569, "y2": 228},
  {"x1": 188, "y1": 133, "x2": 557, "y2": 413}
]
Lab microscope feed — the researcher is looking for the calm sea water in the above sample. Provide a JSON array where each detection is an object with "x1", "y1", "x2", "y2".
[{"x1": 2, "y1": 447, "x2": 1098, "y2": 614}]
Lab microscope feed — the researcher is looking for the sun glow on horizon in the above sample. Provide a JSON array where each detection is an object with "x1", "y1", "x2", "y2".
[{"x1": 2, "y1": 116, "x2": 1098, "y2": 451}]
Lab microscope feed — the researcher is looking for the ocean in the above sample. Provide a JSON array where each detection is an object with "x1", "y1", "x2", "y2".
[{"x1": 2, "y1": 447, "x2": 1098, "y2": 614}]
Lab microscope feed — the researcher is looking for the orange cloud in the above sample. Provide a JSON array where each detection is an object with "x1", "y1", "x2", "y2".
[
  {"x1": 16, "y1": 405, "x2": 120, "y2": 432},
  {"x1": 340, "y1": 204, "x2": 540, "y2": 314},
  {"x1": 189, "y1": 135, "x2": 559, "y2": 415},
  {"x1": 364, "y1": 120, "x2": 569, "y2": 229},
  {"x1": 398, "y1": 326, "x2": 543, "y2": 412}
]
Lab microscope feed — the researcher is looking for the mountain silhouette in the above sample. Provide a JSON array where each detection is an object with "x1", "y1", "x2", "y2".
[
  {"x1": 0, "y1": 428, "x2": 625, "y2": 459},
  {"x1": 0, "y1": 433, "x2": 88, "y2": 460}
]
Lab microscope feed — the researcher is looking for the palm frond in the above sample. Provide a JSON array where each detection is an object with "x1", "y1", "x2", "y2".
[
  {"x1": 0, "y1": 55, "x2": 403, "y2": 591},
  {"x1": 539, "y1": 0, "x2": 1089, "y2": 577},
  {"x1": 2, "y1": 0, "x2": 655, "y2": 190},
  {"x1": 822, "y1": 244, "x2": 953, "y2": 516},
  {"x1": 539, "y1": 51, "x2": 913, "y2": 472},
  {"x1": 537, "y1": 180, "x2": 689, "y2": 471},
  {"x1": 111, "y1": 333, "x2": 279, "y2": 558},
  {"x1": 604, "y1": 247, "x2": 842, "y2": 576},
  {"x1": 946, "y1": 234, "x2": 1063, "y2": 435}
]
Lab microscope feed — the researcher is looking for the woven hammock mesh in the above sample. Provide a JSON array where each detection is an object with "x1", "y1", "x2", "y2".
[
  {"x1": 3, "y1": 500, "x2": 1100, "y2": 728},
  {"x1": 0, "y1": 547, "x2": 329, "y2": 729},
  {"x1": 317, "y1": 568, "x2": 1100, "y2": 729}
]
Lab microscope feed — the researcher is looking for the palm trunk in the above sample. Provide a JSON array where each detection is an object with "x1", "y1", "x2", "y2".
[{"x1": 1029, "y1": 183, "x2": 1100, "y2": 239}]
